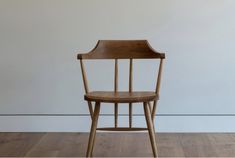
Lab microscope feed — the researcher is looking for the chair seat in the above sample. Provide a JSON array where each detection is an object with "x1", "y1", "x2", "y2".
[{"x1": 84, "y1": 91, "x2": 158, "y2": 103}]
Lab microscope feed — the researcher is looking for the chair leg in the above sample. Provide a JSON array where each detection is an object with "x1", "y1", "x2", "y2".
[
  {"x1": 86, "y1": 102, "x2": 100, "y2": 157},
  {"x1": 90, "y1": 133, "x2": 96, "y2": 157},
  {"x1": 143, "y1": 102, "x2": 158, "y2": 157}
]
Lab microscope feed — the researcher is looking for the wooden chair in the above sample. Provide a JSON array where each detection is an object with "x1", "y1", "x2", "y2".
[{"x1": 77, "y1": 40, "x2": 165, "y2": 157}]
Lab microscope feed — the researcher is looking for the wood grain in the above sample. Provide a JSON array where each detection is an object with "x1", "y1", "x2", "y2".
[
  {"x1": 0, "y1": 132, "x2": 44, "y2": 157},
  {"x1": 144, "y1": 102, "x2": 158, "y2": 157},
  {"x1": 77, "y1": 40, "x2": 165, "y2": 59},
  {"x1": 85, "y1": 91, "x2": 158, "y2": 103},
  {"x1": 114, "y1": 59, "x2": 118, "y2": 128},
  {"x1": 1, "y1": 133, "x2": 235, "y2": 157},
  {"x1": 86, "y1": 102, "x2": 101, "y2": 157},
  {"x1": 80, "y1": 59, "x2": 93, "y2": 118},
  {"x1": 129, "y1": 58, "x2": 133, "y2": 128},
  {"x1": 152, "y1": 59, "x2": 164, "y2": 120},
  {"x1": 96, "y1": 127, "x2": 147, "y2": 131}
]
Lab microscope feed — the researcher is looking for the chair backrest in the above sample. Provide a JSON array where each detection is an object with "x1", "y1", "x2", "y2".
[
  {"x1": 77, "y1": 40, "x2": 165, "y2": 124},
  {"x1": 77, "y1": 40, "x2": 165, "y2": 93},
  {"x1": 77, "y1": 40, "x2": 165, "y2": 59}
]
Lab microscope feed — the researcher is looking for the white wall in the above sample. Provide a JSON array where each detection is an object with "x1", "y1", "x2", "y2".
[{"x1": 0, "y1": 0, "x2": 235, "y2": 132}]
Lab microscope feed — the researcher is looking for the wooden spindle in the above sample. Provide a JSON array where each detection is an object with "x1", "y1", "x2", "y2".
[
  {"x1": 114, "y1": 59, "x2": 118, "y2": 127},
  {"x1": 129, "y1": 59, "x2": 133, "y2": 92},
  {"x1": 129, "y1": 59, "x2": 133, "y2": 128},
  {"x1": 152, "y1": 59, "x2": 164, "y2": 120},
  {"x1": 114, "y1": 103, "x2": 118, "y2": 128},
  {"x1": 148, "y1": 102, "x2": 153, "y2": 113},
  {"x1": 80, "y1": 59, "x2": 93, "y2": 118},
  {"x1": 80, "y1": 59, "x2": 89, "y2": 93},
  {"x1": 156, "y1": 59, "x2": 164, "y2": 95}
]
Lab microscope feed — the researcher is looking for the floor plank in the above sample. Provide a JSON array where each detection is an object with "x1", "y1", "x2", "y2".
[
  {"x1": 0, "y1": 133, "x2": 235, "y2": 157},
  {"x1": 0, "y1": 132, "x2": 45, "y2": 157}
]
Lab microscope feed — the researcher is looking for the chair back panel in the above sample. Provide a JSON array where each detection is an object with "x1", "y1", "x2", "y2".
[{"x1": 77, "y1": 40, "x2": 165, "y2": 59}]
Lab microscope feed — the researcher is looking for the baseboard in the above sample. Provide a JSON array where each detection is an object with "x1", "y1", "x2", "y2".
[{"x1": 0, "y1": 115, "x2": 235, "y2": 132}]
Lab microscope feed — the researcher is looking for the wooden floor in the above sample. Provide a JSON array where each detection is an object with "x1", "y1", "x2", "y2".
[{"x1": 0, "y1": 133, "x2": 235, "y2": 157}]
